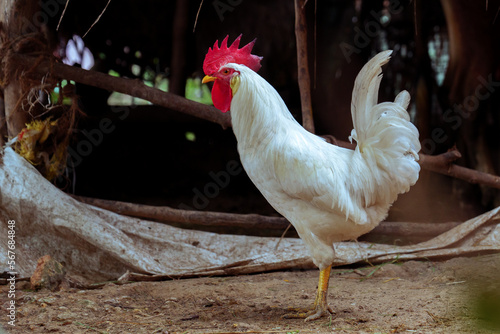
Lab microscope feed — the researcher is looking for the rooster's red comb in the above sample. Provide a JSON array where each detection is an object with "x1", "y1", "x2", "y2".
[{"x1": 203, "y1": 34, "x2": 262, "y2": 75}]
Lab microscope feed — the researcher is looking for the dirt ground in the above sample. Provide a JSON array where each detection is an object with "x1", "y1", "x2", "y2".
[{"x1": 2, "y1": 254, "x2": 500, "y2": 334}]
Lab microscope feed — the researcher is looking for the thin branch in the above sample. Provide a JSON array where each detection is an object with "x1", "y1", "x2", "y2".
[
  {"x1": 193, "y1": 0, "x2": 205, "y2": 33},
  {"x1": 294, "y1": 0, "x2": 315, "y2": 133},
  {"x1": 83, "y1": 0, "x2": 112, "y2": 38},
  {"x1": 275, "y1": 223, "x2": 292, "y2": 250},
  {"x1": 13, "y1": 54, "x2": 231, "y2": 129},
  {"x1": 127, "y1": 257, "x2": 315, "y2": 281},
  {"x1": 56, "y1": 0, "x2": 70, "y2": 31}
]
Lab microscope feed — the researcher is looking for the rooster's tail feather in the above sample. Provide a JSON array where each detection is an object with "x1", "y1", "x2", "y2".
[{"x1": 349, "y1": 50, "x2": 420, "y2": 207}]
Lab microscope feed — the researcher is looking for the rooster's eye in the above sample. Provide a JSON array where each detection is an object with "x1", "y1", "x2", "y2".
[{"x1": 222, "y1": 69, "x2": 230, "y2": 75}]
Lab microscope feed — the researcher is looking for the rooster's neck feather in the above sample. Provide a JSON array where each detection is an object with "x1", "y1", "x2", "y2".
[{"x1": 228, "y1": 64, "x2": 297, "y2": 147}]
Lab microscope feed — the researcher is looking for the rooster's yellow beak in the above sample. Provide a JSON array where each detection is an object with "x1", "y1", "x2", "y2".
[{"x1": 202, "y1": 75, "x2": 217, "y2": 84}]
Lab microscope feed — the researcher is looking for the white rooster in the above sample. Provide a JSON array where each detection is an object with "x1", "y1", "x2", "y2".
[{"x1": 202, "y1": 35, "x2": 420, "y2": 321}]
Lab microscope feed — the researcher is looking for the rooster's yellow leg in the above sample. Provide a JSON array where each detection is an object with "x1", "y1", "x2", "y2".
[
  {"x1": 284, "y1": 265, "x2": 335, "y2": 321},
  {"x1": 306, "y1": 265, "x2": 335, "y2": 321}
]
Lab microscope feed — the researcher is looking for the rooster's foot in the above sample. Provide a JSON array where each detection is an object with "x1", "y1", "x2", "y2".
[
  {"x1": 283, "y1": 265, "x2": 335, "y2": 321},
  {"x1": 283, "y1": 304, "x2": 335, "y2": 322}
]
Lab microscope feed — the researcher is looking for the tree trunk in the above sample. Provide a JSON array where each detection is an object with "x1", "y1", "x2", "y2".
[
  {"x1": 169, "y1": 0, "x2": 189, "y2": 96},
  {"x1": 0, "y1": 98, "x2": 6, "y2": 146},
  {"x1": 0, "y1": 0, "x2": 41, "y2": 139},
  {"x1": 440, "y1": 0, "x2": 500, "y2": 206},
  {"x1": 294, "y1": 0, "x2": 315, "y2": 133}
]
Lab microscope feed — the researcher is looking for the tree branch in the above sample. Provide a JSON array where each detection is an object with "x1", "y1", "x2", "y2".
[
  {"x1": 420, "y1": 149, "x2": 500, "y2": 189},
  {"x1": 418, "y1": 149, "x2": 462, "y2": 168},
  {"x1": 74, "y1": 195, "x2": 460, "y2": 238},
  {"x1": 13, "y1": 54, "x2": 232, "y2": 129},
  {"x1": 74, "y1": 195, "x2": 287, "y2": 230},
  {"x1": 325, "y1": 136, "x2": 500, "y2": 191}
]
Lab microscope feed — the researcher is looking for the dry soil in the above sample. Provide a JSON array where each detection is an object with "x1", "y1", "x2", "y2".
[{"x1": 2, "y1": 254, "x2": 500, "y2": 334}]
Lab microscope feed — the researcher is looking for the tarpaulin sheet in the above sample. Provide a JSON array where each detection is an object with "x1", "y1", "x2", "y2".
[{"x1": 1, "y1": 147, "x2": 499, "y2": 281}]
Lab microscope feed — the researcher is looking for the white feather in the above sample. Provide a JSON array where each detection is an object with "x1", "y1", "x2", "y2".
[{"x1": 225, "y1": 53, "x2": 420, "y2": 270}]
